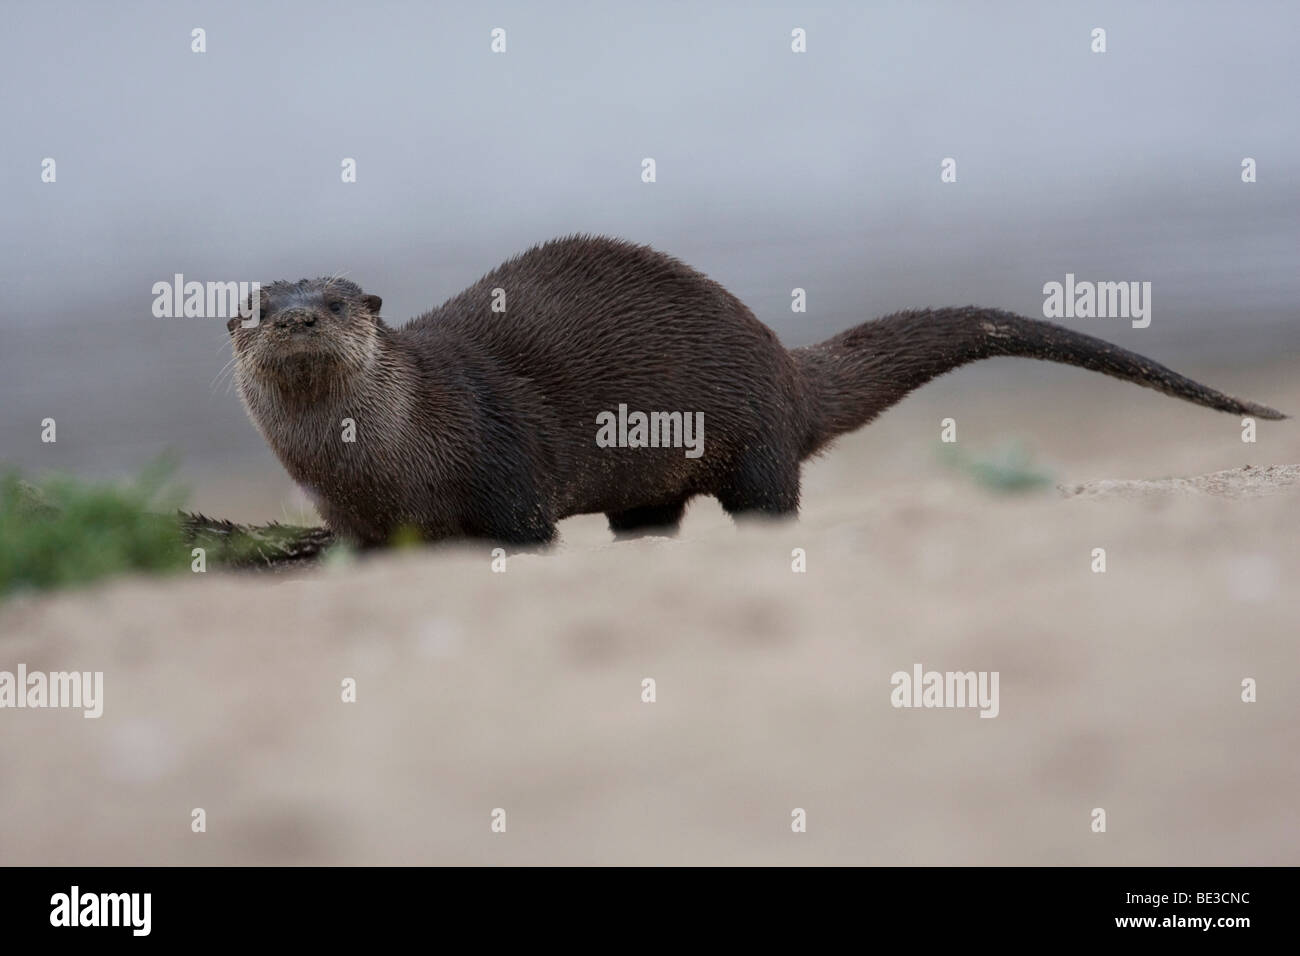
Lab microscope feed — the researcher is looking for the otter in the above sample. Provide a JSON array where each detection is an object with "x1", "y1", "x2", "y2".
[{"x1": 225, "y1": 235, "x2": 1284, "y2": 550}]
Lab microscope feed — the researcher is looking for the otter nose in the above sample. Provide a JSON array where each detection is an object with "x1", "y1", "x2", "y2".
[{"x1": 275, "y1": 308, "x2": 317, "y2": 329}]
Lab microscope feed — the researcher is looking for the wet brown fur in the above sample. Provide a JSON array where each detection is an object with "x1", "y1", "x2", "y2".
[{"x1": 230, "y1": 235, "x2": 1284, "y2": 546}]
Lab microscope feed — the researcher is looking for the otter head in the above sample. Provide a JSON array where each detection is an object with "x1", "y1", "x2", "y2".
[{"x1": 229, "y1": 278, "x2": 384, "y2": 396}]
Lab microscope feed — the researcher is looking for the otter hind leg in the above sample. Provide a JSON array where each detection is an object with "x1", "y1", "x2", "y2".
[
  {"x1": 715, "y1": 449, "x2": 801, "y2": 519},
  {"x1": 607, "y1": 499, "x2": 689, "y2": 539}
]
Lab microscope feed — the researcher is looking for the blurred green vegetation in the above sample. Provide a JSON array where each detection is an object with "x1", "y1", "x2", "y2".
[
  {"x1": 0, "y1": 457, "x2": 190, "y2": 597},
  {"x1": 938, "y1": 440, "x2": 1054, "y2": 494},
  {"x1": 0, "y1": 457, "x2": 344, "y2": 599}
]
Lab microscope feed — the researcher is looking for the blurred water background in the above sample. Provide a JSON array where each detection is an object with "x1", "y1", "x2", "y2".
[{"x1": 2, "y1": 0, "x2": 1296, "y2": 484}]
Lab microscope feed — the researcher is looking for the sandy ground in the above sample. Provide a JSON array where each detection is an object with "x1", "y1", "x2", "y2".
[{"x1": 1, "y1": 363, "x2": 1297, "y2": 866}]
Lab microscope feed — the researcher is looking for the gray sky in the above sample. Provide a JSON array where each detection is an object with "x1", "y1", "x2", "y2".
[{"x1": 1, "y1": 0, "x2": 1297, "y2": 474}]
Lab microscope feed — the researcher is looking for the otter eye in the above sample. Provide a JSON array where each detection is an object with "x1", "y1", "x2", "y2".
[{"x1": 328, "y1": 301, "x2": 343, "y2": 315}]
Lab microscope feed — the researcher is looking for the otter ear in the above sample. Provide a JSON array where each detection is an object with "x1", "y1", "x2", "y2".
[
  {"x1": 362, "y1": 294, "x2": 382, "y2": 316},
  {"x1": 227, "y1": 295, "x2": 249, "y2": 333},
  {"x1": 227, "y1": 292, "x2": 267, "y2": 333}
]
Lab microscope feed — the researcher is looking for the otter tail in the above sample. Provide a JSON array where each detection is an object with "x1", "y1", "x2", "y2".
[{"x1": 791, "y1": 306, "x2": 1285, "y2": 458}]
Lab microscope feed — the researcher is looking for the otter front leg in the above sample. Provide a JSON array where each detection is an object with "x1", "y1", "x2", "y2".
[
  {"x1": 460, "y1": 479, "x2": 557, "y2": 546},
  {"x1": 606, "y1": 498, "x2": 689, "y2": 539},
  {"x1": 478, "y1": 516, "x2": 557, "y2": 548}
]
